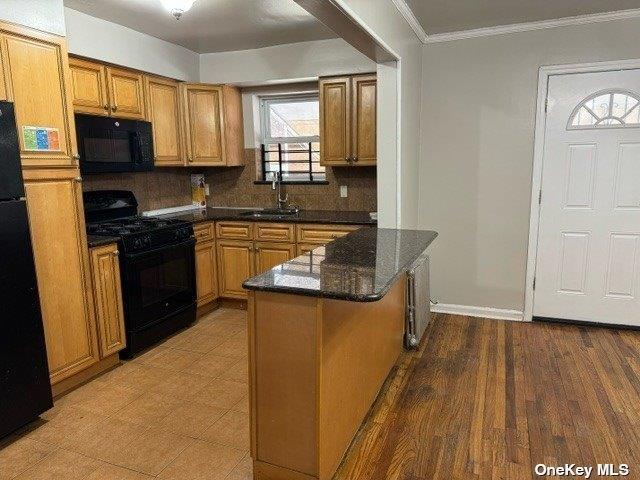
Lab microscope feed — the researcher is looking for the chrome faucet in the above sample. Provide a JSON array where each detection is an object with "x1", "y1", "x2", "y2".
[{"x1": 271, "y1": 172, "x2": 289, "y2": 210}]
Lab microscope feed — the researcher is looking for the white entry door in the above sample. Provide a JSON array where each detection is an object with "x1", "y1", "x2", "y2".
[{"x1": 534, "y1": 69, "x2": 640, "y2": 326}]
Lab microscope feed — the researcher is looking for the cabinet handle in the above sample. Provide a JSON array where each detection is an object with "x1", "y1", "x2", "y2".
[
  {"x1": 74, "y1": 177, "x2": 82, "y2": 183},
  {"x1": 331, "y1": 234, "x2": 338, "y2": 239},
  {"x1": 353, "y1": 156, "x2": 359, "y2": 163},
  {"x1": 103, "y1": 104, "x2": 109, "y2": 111},
  {"x1": 112, "y1": 104, "x2": 118, "y2": 112},
  {"x1": 113, "y1": 250, "x2": 119, "y2": 257}
]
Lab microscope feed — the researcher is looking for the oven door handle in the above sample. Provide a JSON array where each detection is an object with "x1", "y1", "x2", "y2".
[{"x1": 123, "y1": 237, "x2": 195, "y2": 259}]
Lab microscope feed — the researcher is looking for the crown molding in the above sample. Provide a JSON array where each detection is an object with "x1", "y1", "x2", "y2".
[
  {"x1": 425, "y1": 8, "x2": 640, "y2": 44},
  {"x1": 390, "y1": 0, "x2": 428, "y2": 43}
]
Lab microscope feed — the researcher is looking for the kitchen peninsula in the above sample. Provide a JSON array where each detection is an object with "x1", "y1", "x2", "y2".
[{"x1": 243, "y1": 227, "x2": 437, "y2": 480}]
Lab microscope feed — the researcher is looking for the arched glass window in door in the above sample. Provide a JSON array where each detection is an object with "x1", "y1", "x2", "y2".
[{"x1": 568, "y1": 89, "x2": 640, "y2": 129}]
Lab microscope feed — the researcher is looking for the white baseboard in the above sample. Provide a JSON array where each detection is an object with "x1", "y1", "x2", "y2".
[{"x1": 431, "y1": 303, "x2": 525, "y2": 322}]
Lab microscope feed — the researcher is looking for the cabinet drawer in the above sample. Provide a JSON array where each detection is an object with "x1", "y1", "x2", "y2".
[
  {"x1": 255, "y1": 223, "x2": 295, "y2": 243},
  {"x1": 194, "y1": 222, "x2": 215, "y2": 243},
  {"x1": 296, "y1": 224, "x2": 359, "y2": 245},
  {"x1": 216, "y1": 221, "x2": 253, "y2": 240}
]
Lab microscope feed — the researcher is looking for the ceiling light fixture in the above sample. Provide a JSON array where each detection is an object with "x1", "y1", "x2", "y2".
[{"x1": 161, "y1": 0, "x2": 196, "y2": 20}]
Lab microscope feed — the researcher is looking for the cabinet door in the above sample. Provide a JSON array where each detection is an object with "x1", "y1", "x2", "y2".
[
  {"x1": 145, "y1": 76, "x2": 184, "y2": 166},
  {"x1": 69, "y1": 57, "x2": 109, "y2": 116},
  {"x1": 217, "y1": 240, "x2": 253, "y2": 299},
  {"x1": 184, "y1": 84, "x2": 225, "y2": 166},
  {"x1": 0, "y1": 38, "x2": 6, "y2": 100},
  {"x1": 255, "y1": 242, "x2": 295, "y2": 275},
  {"x1": 319, "y1": 77, "x2": 350, "y2": 166},
  {"x1": 23, "y1": 168, "x2": 99, "y2": 384},
  {"x1": 106, "y1": 67, "x2": 146, "y2": 120},
  {"x1": 351, "y1": 75, "x2": 377, "y2": 165},
  {"x1": 195, "y1": 239, "x2": 218, "y2": 307},
  {"x1": 90, "y1": 243, "x2": 126, "y2": 358},
  {"x1": 1, "y1": 25, "x2": 77, "y2": 168}
]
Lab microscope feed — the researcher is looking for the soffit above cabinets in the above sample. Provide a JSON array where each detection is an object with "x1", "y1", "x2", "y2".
[
  {"x1": 403, "y1": 0, "x2": 640, "y2": 35},
  {"x1": 63, "y1": 0, "x2": 337, "y2": 53}
]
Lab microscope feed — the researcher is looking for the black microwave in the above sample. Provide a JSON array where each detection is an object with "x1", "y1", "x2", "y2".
[{"x1": 75, "y1": 114, "x2": 154, "y2": 174}]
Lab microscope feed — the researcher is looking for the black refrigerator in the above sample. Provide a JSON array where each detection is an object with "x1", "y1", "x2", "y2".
[{"x1": 0, "y1": 101, "x2": 53, "y2": 438}]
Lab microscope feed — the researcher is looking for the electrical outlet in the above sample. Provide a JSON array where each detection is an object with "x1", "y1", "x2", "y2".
[
  {"x1": 340, "y1": 185, "x2": 348, "y2": 198},
  {"x1": 204, "y1": 183, "x2": 210, "y2": 196}
]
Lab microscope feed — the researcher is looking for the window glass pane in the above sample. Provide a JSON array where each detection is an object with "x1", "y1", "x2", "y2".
[
  {"x1": 569, "y1": 90, "x2": 640, "y2": 129},
  {"x1": 268, "y1": 100, "x2": 319, "y2": 138}
]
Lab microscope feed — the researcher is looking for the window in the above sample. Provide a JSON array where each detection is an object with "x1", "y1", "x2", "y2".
[
  {"x1": 568, "y1": 89, "x2": 640, "y2": 129},
  {"x1": 260, "y1": 94, "x2": 325, "y2": 183}
]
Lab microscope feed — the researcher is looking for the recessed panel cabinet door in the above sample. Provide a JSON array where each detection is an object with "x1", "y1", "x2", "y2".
[
  {"x1": 107, "y1": 67, "x2": 146, "y2": 120},
  {"x1": 184, "y1": 84, "x2": 225, "y2": 166},
  {"x1": 351, "y1": 75, "x2": 377, "y2": 165},
  {"x1": 90, "y1": 244, "x2": 126, "y2": 357},
  {"x1": 217, "y1": 240, "x2": 253, "y2": 299},
  {"x1": 1, "y1": 26, "x2": 77, "y2": 167},
  {"x1": 146, "y1": 76, "x2": 184, "y2": 166},
  {"x1": 195, "y1": 240, "x2": 218, "y2": 306},
  {"x1": 255, "y1": 242, "x2": 295, "y2": 275},
  {"x1": 23, "y1": 168, "x2": 99, "y2": 384},
  {"x1": 319, "y1": 77, "x2": 350, "y2": 166},
  {"x1": 69, "y1": 57, "x2": 109, "y2": 116}
]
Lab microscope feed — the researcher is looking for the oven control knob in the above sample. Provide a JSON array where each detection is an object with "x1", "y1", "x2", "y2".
[
  {"x1": 143, "y1": 235, "x2": 151, "y2": 247},
  {"x1": 133, "y1": 238, "x2": 142, "y2": 250}
]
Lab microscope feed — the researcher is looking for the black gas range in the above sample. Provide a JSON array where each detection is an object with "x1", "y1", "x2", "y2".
[{"x1": 84, "y1": 190, "x2": 196, "y2": 357}]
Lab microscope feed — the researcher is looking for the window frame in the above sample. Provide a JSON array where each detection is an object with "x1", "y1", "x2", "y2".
[
  {"x1": 567, "y1": 88, "x2": 640, "y2": 130},
  {"x1": 258, "y1": 92, "x2": 326, "y2": 184}
]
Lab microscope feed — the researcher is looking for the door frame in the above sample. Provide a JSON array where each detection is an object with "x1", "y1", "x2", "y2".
[{"x1": 524, "y1": 58, "x2": 640, "y2": 322}]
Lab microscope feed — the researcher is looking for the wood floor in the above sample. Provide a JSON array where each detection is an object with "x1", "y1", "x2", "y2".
[{"x1": 336, "y1": 314, "x2": 640, "y2": 480}]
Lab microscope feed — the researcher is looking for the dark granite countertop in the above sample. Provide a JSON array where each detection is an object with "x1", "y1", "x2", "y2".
[
  {"x1": 87, "y1": 234, "x2": 120, "y2": 248},
  {"x1": 243, "y1": 227, "x2": 437, "y2": 302},
  {"x1": 149, "y1": 207, "x2": 376, "y2": 226}
]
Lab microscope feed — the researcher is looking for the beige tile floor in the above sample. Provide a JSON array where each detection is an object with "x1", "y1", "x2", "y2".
[{"x1": 0, "y1": 308, "x2": 252, "y2": 480}]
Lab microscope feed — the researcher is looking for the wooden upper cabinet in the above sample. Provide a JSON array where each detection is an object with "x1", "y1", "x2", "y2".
[
  {"x1": 22, "y1": 168, "x2": 99, "y2": 385},
  {"x1": 90, "y1": 243, "x2": 126, "y2": 358},
  {"x1": 351, "y1": 75, "x2": 377, "y2": 165},
  {"x1": 107, "y1": 67, "x2": 145, "y2": 120},
  {"x1": 183, "y1": 84, "x2": 225, "y2": 166},
  {"x1": 319, "y1": 74, "x2": 376, "y2": 166},
  {"x1": 182, "y1": 83, "x2": 244, "y2": 167},
  {"x1": 145, "y1": 75, "x2": 184, "y2": 166},
  {"x1": 0, "y1": 38, "x2": 6, "y2": 100},
  {"x1": 0, "y1": 23, "x2": 77, "y2": 168},
  {"x1": 69, "y1": 57, "x2": 109, "y2": 116},
  {"x1": 319, "y1": 77, "x2": 350, "y2": 166},
  {"x1": 69, "y1": 57, "x2": 146, "y2": 120}
]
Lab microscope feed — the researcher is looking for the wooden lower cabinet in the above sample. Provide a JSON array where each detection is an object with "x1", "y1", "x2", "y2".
[
  {"x1": 23, "y1": 168, "x2": 100, "y2": 385},
  {"x1": 297, "y1": 243, "x2": 321, "y2": 256},
  {"x1": 89, "y1": 243, "x2": 126, "y2": 357},
  {"x1": 217, "y1": 240, "x2": 254, "y2": 299},
  {"x1": 195, "y1": 239, "x2": 218, "y2": 306},
  {"x1": 255, "y1": 242, "x2": 295, "y2": 275}
]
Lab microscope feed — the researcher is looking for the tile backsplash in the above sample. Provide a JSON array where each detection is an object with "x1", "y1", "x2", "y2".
[
  {"x1": 204, "y1": 149, "x2": 377, "y2": 212},
  {"x1": 82, "y1": 168, "x2": 192, "y2": 212},
  {"x1": 82, "y1": 150, "x2": 377, "y2": 213}
]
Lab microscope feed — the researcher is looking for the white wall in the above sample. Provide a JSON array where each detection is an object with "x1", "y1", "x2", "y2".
[
  {"x1": 419, "y1": 17, "x2": 640, "y2": 312},
  {"x1": 336, "y1": 0, "x2": 424, "y2": 229},
  {"x1": 64, "y1": 8, "x2": 199, "y2": 81},
  {"x1": 199, "y1": 38, "x2": 375, "y2": 86},
  {"x1": 1, "y1": 0, "x2": 65, "y2": 35}
]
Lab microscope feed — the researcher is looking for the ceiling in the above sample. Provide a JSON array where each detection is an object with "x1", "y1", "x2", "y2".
[
  {"x1": 403, "y1": 0, "x2": 640, "y2": 34},
  {"x1": 63, "y1": 0, "x2": 337, "y2": 53}
]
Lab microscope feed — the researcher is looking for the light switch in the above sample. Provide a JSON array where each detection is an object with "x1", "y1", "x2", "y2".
[
  {"x1": 204, "y1": 183, "x2": 210, "y2": 195},
  {"x1": 340, "y1": 185, "x2": 348, "y2": 198}
]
